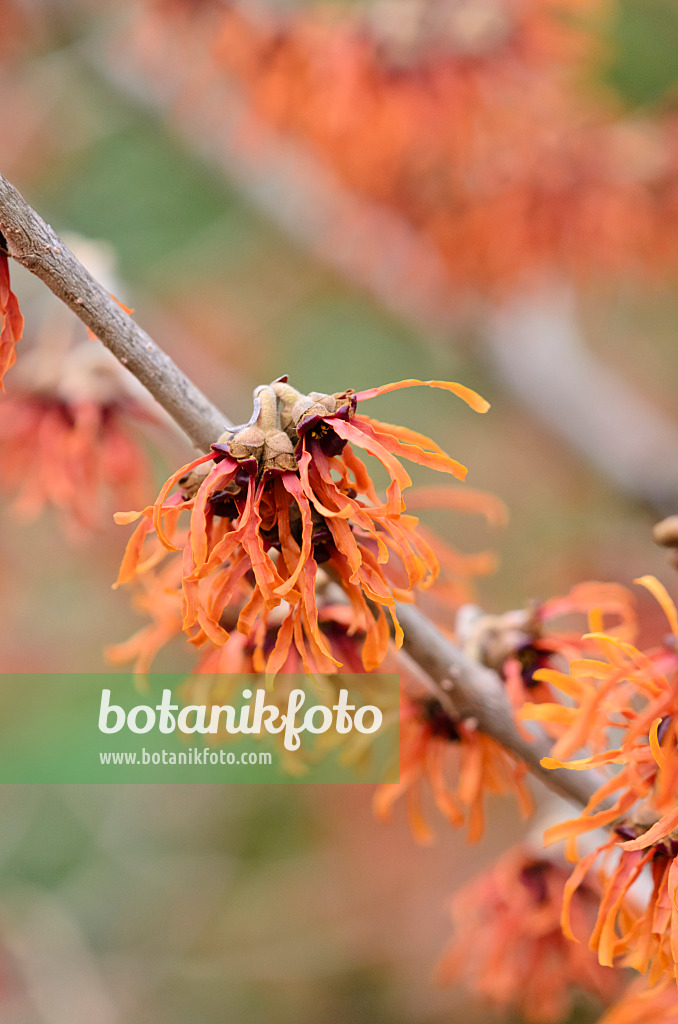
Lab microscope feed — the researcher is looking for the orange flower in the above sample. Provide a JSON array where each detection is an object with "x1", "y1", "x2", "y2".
[
  {"x1": 108, "y1": 544, "x2": 399, "y2": 774},
  {"x1": 451, "y1": 581, "x2": 636, "y2": 744},
  {"x1": 110, "y1": 475, "x2": 502, "y2": 678},
  {"x1": 107, "y1": 562, "x2": 370, "y2": 678},
  {"x1": 522, "y1": 577, "x2": 678, "y2": 984},
  {"x1": 202, "y1": 0, "x2": 678, "y2": 290},
  {"x1": 122, "y1": 0, "x2": 678, "y2": 296},
  {"x1": 108, "y1": 570, "x2": 397, "y2": 774},
  {"x1": 0, "y1": 335, "x2": 154, "y2": 536},
  {"x1": 373, "y1": 690, "x2": 532, "y2": 842},
  {"x1": 198, "y1": 602, "x2": 369, "y2": 674},
  {"x1": 505, "y1": 581, "x2": 637, "y2": 718},
  {"x1": 0, "y1": 393, "x2": 151, "y2": 535},
  {"x1": 114, "y1": 377, "x2": 488, "y2": 674},
  {"x1": 0, "y1": 247, "x2": 23, "y2": 389},
  {"x1": 106, "y1": 554, "x2": 185, "y2": 676},
  {"x1": 598, "y1": 977, "x2": 678, "y2": 1024},
  {"x1": 438, "y1": 845, "x2": 622, "y2": 1023}
]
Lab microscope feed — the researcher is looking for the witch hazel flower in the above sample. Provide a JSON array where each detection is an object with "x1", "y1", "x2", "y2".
[
  {"x1": 458, "y1": 581, "x2": 637, "y2": 735},
  {"x1": 371, "y1": 581, "x2": 636, "y2": 855},
  {"x1": 107, "y1": 559, "x2": 372, "y2": 679},
  {"x1": 0, "y1": 234, "x2": 157, "y2": 537},
  {"x1": 0, "y1": 334, "x2": 154, "y2": 537},
  {"x1": 520, "y1": 576, "x2": 678, "y2": 985},
  {"x1": 373, "y1": 688, "x2": 532, "y2": 842},
  {"x1": 109, "y1": 475, "x2": 504, "y2": 679},
  {"x1": 438, "y1": 844, "x2": 622, "y2": 1023},
  {"x1": 114, "y1": 376, "x2": 488, "y2": 674}
]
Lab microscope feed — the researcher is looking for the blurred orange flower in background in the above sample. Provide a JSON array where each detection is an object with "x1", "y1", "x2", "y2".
[
  {"x1": 200, "y1": 0, "x2": 678, "y2": 291},
  {"x1": 438, "y1": 844, "x2": 622, "y2": 1022},
  {"x1": 0, "y1": 333, "x2": 154, "y2": 537},
  {"x1": 373, "y1": 689, "x2": 532, "y2": 841}
]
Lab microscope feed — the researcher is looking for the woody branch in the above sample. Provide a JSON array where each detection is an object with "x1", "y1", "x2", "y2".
[{"x1": 0, "y1": 170, "x2": 602, "y2": 811}]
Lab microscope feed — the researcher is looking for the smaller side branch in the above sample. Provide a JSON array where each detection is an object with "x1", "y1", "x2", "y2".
[
  {"x1": 395, "y1": 602, "x2": 604, "y2": 809},
  {"x1": 0, "y1": 172, "x2": 230, "y2": 451}
]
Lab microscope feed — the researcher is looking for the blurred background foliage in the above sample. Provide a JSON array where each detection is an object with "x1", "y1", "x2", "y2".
[{"x1": 1, "y1": 0, "x2": 678, "y2": 1021}]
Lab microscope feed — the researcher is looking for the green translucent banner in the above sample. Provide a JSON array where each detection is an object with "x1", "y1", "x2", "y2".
[{"x1": 0, "y1": 673, "x2": 400, "y2": 783}]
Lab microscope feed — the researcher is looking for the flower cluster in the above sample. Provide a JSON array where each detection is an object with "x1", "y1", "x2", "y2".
[
  {"x1": 0, "y1": 333, "x2": 153, "y2": 536},
  {"x1": 0, "y1": 235, "x2": 156, "y2": 537},
  {"x1": 371, "y1": 579, "x2": 637, "y2": 842},
  {"x1": 460, "y1": 581, "x2": 637, "y2": 725},
  {"x1": 107, "y1": 564, "x2": 370, "y2": 679},
  {"x1": 122, "y1": 0, "x2": 678, "y2": 293},
  {"x1": 438, "y1": 845, "x2": 621, "y2": 1022},
  {"x1": 373, "y1": 690, "x2": 532, "y2": 842},
  {"x1": 521, "y1": 576, "x2": 678, "y2": 984},
  {"x1": 113, "y1": 377, "x2": 488, "y2": 675}
]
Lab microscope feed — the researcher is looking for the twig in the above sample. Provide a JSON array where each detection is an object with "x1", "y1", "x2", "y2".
[
  {"x1": 0, "y1": 169, "x2": 603, "y2": 811},
  {"x1": 0, "y1": 173, "x2": 231, "y2": 450}
]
